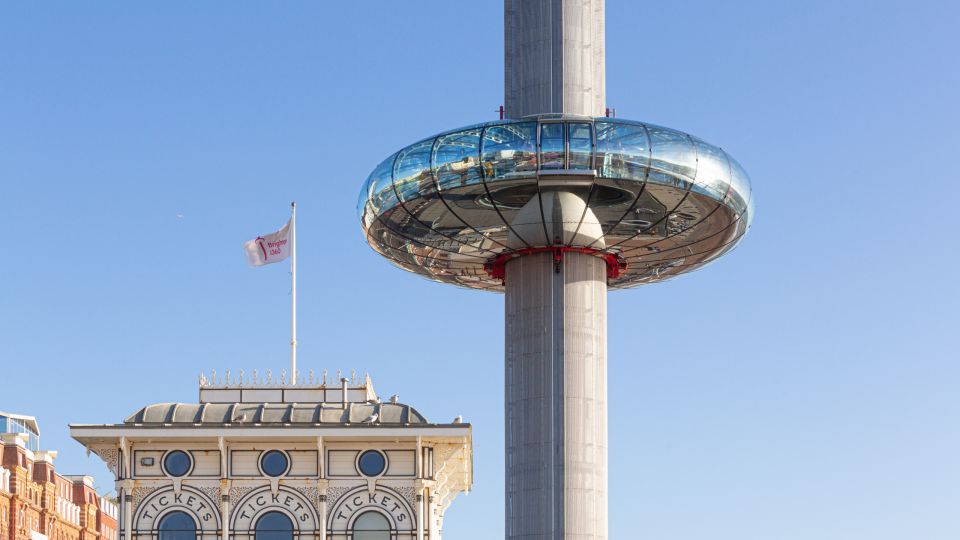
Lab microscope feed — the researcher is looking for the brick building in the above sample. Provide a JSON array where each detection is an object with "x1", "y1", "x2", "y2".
[{"x1": 0, "y1": 412, "x2": 118, "y2": 540}]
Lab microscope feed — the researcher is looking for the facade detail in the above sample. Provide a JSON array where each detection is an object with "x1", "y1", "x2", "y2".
[
  {"x1": 70, "y1": 376, "x2": 472, "y2": 540},
  {"x1": 0, "y1": 412, "x2": 118, "y2": 540}
]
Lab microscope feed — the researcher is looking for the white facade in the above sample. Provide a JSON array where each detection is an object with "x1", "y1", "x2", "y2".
[{"x1": 71, "y1": 375, "x2": 472, "y2": 540}]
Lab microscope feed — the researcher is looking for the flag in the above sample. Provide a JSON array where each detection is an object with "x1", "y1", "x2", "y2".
[{"x1": 243, "y1": 219, "x2": 292, "y2": 267}]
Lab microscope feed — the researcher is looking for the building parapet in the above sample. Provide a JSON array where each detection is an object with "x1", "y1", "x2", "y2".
[
  {"x1": 99, "y1": 496, "x2": 118, "y2": 520},
  {"x1": 198, "y1": 369, "x2": 377, "y2": 404},
  {"x1": 56, "y1": 496, "x2": 80, "y2": 525}
]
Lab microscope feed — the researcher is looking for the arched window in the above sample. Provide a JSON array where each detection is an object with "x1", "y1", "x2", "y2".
[
  {"x1": 255, "y1": 511, "x2": 293, "y2": 540},
  {"x1": 158, "y1": 511, "x2": 196, "y2": 540},
  {"x1": 352, "y1": 511, "x2": 390, "y2": 540}
]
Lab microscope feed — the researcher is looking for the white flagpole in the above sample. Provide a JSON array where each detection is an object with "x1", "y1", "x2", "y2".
[{"x1": 290, "y1": 201, "x2": 297, "y2": 384}]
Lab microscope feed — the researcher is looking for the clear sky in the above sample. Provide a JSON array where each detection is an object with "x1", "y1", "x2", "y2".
[{"x1": 1, "y1": 1, "x2": 958, "y2": 538}]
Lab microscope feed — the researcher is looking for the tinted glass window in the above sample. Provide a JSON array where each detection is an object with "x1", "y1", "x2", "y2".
[
  {"x1": 568, "y1": 123, "x2": 593, "y2": 169},
  {"x1": 260, "y1": 451, "x2": 288, "y2": 477},
  {"x1": 163, "y1": 451, "x2": 191, "y2": 477},
  {"x1": 481, "y1": 122, "x2": 537, "y2": 180},
  {"x1": 357, "y1": 451, "x2": 386, "y2": 477},
  {"x1": 434, "y1": 128, "x2": 482, "y2": 191},
  {"x1": 353, "y1": 511, "x2": 390, "y2": 540},
  {"x1": 255, "y1": 512, "x2": 292, "y2": 540},
  {"x1": 539, "y1": 123, "x2": 565, "y2": 170},
  {"x1": 159, "y1": 511, "x2": 195, "y2": 540}
]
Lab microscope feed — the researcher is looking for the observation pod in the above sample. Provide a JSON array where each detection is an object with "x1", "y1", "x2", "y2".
[
  {"x1": 358, "y1": 115, "x2": 753, "y2": 290},
  {"x1": 357, "y1": 1, "x2": 755, "y2": 538}
]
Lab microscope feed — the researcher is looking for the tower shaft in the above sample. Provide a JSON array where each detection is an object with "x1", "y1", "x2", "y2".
[
  {"x1": 504, "y1": 2, "x2": 609, "y2": 538},
  {"x1": 505, "y1": 253, "x2": 608, "y2": 539},
  {"x1": 504, "y1": 0, "x2": 606, "y2": 118}
]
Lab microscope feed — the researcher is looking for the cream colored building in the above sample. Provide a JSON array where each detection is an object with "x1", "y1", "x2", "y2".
[{"x1": 70, "y1": 373, "x2": 472, "y2": 540}]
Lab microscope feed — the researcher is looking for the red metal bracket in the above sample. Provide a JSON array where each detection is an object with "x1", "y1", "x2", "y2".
[{"x1": 484, "y1": 246, "x2": 627, "y2": 283}]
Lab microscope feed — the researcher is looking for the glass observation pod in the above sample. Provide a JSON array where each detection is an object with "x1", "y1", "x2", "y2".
[{"x1": 358, "y1": 114, "x2": 753, "y2": 291}]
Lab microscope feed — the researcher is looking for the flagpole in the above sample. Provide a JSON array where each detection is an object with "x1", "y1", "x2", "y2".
[{"x1": 290, "y1": 201, "x2": 297, "y2": 384}]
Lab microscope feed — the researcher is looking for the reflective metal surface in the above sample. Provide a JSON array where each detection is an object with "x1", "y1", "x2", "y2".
[{"x1": 358, "y1": 115, "x2": 753, "y2": 291}]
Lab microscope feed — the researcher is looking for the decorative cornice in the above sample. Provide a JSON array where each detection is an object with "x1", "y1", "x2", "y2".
[{"x1": 90, "y1": 447, "x2": 120, "y2": 478}]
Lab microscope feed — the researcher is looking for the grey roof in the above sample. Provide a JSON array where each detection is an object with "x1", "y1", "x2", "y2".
[{"x1": 124, "y1": 402, "x2": 428, "y2": 425}]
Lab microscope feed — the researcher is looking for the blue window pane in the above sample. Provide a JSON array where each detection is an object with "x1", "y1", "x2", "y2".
[
  {"x1": 539, "y1": 123, "x2": 565, "y2": 170},
  {"x1": 255, "y1": 512, "x2": 293, "y2": 540},
  {"x1": 163, "y1": 451, "x2": 191, "y2": 477},
  {"x1": 691, "y1": 138, "x2": 730, "y2": 201},
  {"x1": 481, "y1": 122, "x2": 537, "y2": 180},
  {"x1": 357, "y1": 451, "x2": 386, "y2": 477},
  {"x1": 596, "y1": 120, "x2": 649, "y2": 181},
  {"x1": 568, "y1": 123, "x2": 593, "y2": 170},
  {"x1": 394, "y1": 139, "x2": 434, "y2": 203},
  {"x1": 647, "y1": 125, "x2": 696, "y2": 188},
  {"x1": 368, "y1": 154, "x2": 399, "y2": 215},
  {"x1": 260, "y1": 451, "x2": 288, "y2": 477},
  {"x1": 159, "y1": 511, "x2": 196, "y2": 540},
  {"x1": 434, "y1": 128, "x2": 482, "y2": 191}
]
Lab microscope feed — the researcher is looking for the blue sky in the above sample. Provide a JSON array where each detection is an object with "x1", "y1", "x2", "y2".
[{"x1": 1, "y1": 1, "x2": 958, "y2": 538}]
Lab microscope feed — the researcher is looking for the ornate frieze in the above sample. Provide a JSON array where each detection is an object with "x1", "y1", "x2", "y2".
[
  {"x1": 324, "y1": 486, "x2": 353, "y2": 509},
  {"x1": 131, "y1": 486, "x2": 159, "y2": 514},
  {"x1": 91, "y1": 447, "x2": 121, "y2": 478}
]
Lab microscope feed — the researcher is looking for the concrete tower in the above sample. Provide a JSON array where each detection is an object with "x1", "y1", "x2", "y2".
[
  {"x1": 357, "y1": 0, "x2": 754, "y2": 537},
  {"x1": 503, "y1": 1, "x2": 608, "y2": 538}
]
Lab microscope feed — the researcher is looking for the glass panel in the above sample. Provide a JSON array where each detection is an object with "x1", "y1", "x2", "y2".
[
  {"x1": 434, "y1": 128, "x2": 482, "y2": 191},
  {"x1": 539, "y1": 123, "x2": 565, "y2": 170},
  {"x1": 647, "y1": 125, "x2": 697, "y2": 188},
  {"x1": 159, "y1": 511, "x2": 196, "y2": 540},
  {"x1": 163, "y1": 451, "x2": 191, "y2": 477},
  {"x1": 595, "y1": 120, "x2": 649, "y2": 181},
  {"x1": 691, "y1": 138, "x2": 730, "y2": 201},
  {"x1": 260, "y1": 451, "x2": 288, "y2": 477},
  {"x1": 368, "y1": 154, "x2": 399, "y2": 214},
  {"x1": 255, "y1": 512, "x2": 293, "y2": 540},
  {"x1": 353, "y1": 511, "x2": 390, "y2": 540},
  {"x1": 568, "y1": 123, "x2": 593, "y2": 169},
  {"x1": 481, "y1": 122, "x2": 537, "y2": 181},
  {"x1": 357, "y1": 170, "x2": 375, "y2": 223},
  {"x1": 358, "y1": 451, "x2": 386, "y2": 477},
  {"x1": 393, "y1": 138, "x2": 434, "y2": 203},
  {"x1": 726, "y1": 154, "x2": 752, "y2": 218}
]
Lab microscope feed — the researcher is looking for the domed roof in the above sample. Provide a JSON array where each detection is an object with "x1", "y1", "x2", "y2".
[{"x1": 124, "y1": 401, "x2": 428, "y2": 426}]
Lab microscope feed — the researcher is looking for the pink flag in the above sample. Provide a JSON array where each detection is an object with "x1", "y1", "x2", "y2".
[{"x1": 243, "y1": 219, "x2": 292, "y2": 267}]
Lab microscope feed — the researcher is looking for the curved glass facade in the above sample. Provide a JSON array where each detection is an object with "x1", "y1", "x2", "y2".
[{"x1": 358, "y1": 115, "x2": 753, "y2": 290}]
